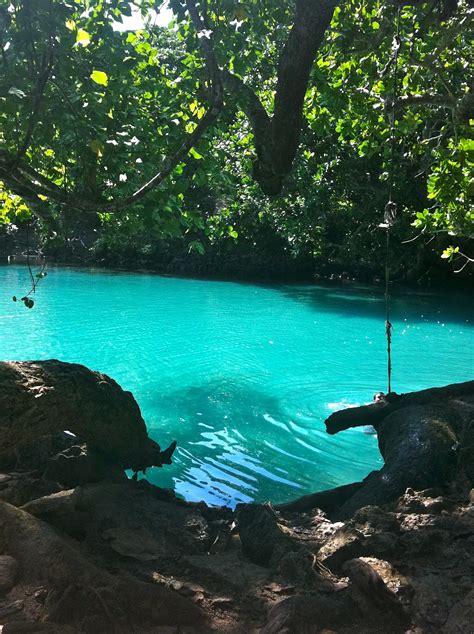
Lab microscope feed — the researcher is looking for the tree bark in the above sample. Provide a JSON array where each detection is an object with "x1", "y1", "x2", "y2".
[
  {"x1": 226, "y1": 0, "x2": 339, "y2": 194},
  {"x1": 324, "y1": 380, "x2": 474, "y2": 434},
  {"x1": 283, "y1": 381, "x2": 474, "y2": 519}
]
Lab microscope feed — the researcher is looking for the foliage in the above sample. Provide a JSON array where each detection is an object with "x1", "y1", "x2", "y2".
[{"x1": 0, "y1": 0, "x2": 472, "y2": 277}]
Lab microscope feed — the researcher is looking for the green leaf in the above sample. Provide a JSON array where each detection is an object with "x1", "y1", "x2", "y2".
[
  {"x1": 189, "y1": 147, "x2": 203, "y2": 160},
  {"x1": 188, "y1": 240, "x2": 205, "y2": 255},
  {"x1": 76, "y1": 29, "x2": 91, "y2": 47},
  {"x1": 90, "y1": 70, "x2": 108, "y2": 86}
]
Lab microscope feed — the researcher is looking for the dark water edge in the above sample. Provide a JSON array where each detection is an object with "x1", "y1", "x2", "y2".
[
  {"x1": 2, "y1": 257, "x2": 472, "y2": 299},
  {"x1": 1, "y1": 221, "x2": 472, "y2": 289}
]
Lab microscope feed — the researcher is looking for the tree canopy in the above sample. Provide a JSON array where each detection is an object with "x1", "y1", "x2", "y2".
[{"x1": 0, "y1": 0, "x2": 472, "y2": 272}]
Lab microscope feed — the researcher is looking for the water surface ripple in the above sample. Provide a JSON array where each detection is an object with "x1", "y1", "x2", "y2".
[{"x1": 1, "y1": 266, "x2": 472, "y2": 507}]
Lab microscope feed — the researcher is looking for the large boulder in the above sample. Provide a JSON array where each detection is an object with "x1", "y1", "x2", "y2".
[{"x1": 0, "y1": 360, "x2": 175, "y2": 471}]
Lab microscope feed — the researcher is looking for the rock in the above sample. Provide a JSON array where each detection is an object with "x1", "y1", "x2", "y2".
[
  {"x1": 211, "y1": 596, "x2": 234, "y2": 607},
  {"x1": 0, "y1": 472, "x2": 62, "y2": 507},
  {"x1": 72, "y1": 480, "x2": 211, "y2": 558},
  {"x1": 0, "y1": 360, "x2": 176, "y2": 471},
  {"x1": 237, "y1": 503, "x2": 287, "y2": 567},
  {"x1": 265, "y1": 583, "x2": 295, "y2": 595},
  {"x1": 352, "y1": 557, "x2": 412, "y2": 606},
  {"x1": 398, "y1": 526, "x2": 450, "y2": 556},
  {"x1": 102, "y1": 525, "x2": 167, "y2": 561},
  {"x1": 395, "y1": 489, "x2": 456, "y2": 515},
  {"x1": 183, "y1": 552, "x2": 269, "y2": 592},
  {"x1": 0, "y1": 501, "x2": 205, "y2": 631},
  {"x1": 337, "y1": 402, "x2": 468, "y2": 519},
  {"x1": 261, "y1": 593, "x2": 352, "y2": 634},
  {"x1": 34, "y1": 586, "x2": 49, "y2": 603},
  {"x1": 236, "y1": 504, "x2": 328, "y2": 586},
  {"x1": 44, "y1": 444, "x2": 125, "y2": 487},
  {"x1": 276, "y1": 481, "x2": 364, "y2": 515},
  {"x1": 411, "y1": 576, "x2": 455, "y2": 629},
  {"x1": 317, "y1": 527, "x2": 365, "y2": 572},
  {"x1": 352, "y1": 505, "x2": 399, "y2": 534},
  {"x1": 343, "y1": 558, "x2": 408, "y2": 625},
  {"x1": 442, "y1": 589, "x2": 474, "y2": 633},
  {"x1": 319, "y1": 384, "x2": 474, "y2": 519},
  {"x1": 2, "y1": 624, "x2": 77, "y2": 633},
  {"x1": 0, "y1": 555, "x2": 18, "y2": 595},
  {"x1": 366, "y1": 530, "x2": 399, "y2": 557},
  {"x1": 15, "y1": 432, "x2": 77, "y2": 471},
  {"x1": 22, "y1": 489, "x2": 75, "y2": 517},
  {"x1": 21, "y1": 489, "x2": 87, "y2": 538},
  {"x1": 0, "y1": 598, "x2": 24, "y2": 618}
]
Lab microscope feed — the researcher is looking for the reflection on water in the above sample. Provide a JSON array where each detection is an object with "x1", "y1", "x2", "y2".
[
  {"x1": 1, "y1": 266, "x2": 472, "y2": 507},
  {"x1": 142, "y1": 379, "x2": 380, "y2": 507}
]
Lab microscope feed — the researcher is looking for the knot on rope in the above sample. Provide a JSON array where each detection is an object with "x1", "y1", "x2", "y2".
[
  {"x1": 385, "y1": 319, "x2": 393, "y2": 342},
  {"x1": 384, "y1": 200, "x2": 398, "y2": 226},
  {"x1": 379, "y1": 200, "x2": 398, "y2": 229}
]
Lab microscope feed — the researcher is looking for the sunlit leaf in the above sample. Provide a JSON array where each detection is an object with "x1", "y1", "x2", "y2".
[
  {"x1": 90, "y1": 70, "x2": 108, "y2": 86},
  {"x1": 76, "y1": 29, "x2": 91, "y2": 47}
]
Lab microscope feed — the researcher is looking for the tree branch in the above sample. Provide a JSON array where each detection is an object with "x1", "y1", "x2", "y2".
[
  {"x1": 15, "y1": 45, "x2": 54, "y2": 162},
  {"x1": 324, "y1": 380, "x2": 474, "y2": 435},
  {"x1": 269, "y1": 0, "x2": 339, "y2": 185},
  {"x1": 393, "y1": 90, "x2": 473, "y2": 121},
  {"x1": 1, "y1": 0, "x2": 223, "y2": 216},
  {"x1": 223, "y1": 0, "x2": 340, "y2": 195}
]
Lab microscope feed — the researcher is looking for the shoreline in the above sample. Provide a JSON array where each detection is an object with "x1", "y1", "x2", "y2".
[{"x1": 3, "y1": 260, "x2": 474, "y2": 296}]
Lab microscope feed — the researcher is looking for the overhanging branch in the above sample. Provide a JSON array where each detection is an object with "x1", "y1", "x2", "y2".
[
  {"x1": 223, "y1": 0, "x2": 340, "y2": 195},
  {"x1": 1, "y1": 0, "x2": 223, "y2": 216}
]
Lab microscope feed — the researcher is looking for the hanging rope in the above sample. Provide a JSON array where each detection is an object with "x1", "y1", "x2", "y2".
[{"x1": 380, "y1": 5, "x2": 402, "y2": 395}]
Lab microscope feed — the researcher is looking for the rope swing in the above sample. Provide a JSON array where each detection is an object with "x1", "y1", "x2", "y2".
[{"x1": 379, "y1": 6, "x2": 402, "y2": 395}]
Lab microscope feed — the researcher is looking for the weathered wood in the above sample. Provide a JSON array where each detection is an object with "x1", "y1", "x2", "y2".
[
  {"x1": 324, "y1": 380, "x2": 474, "y2": 435},
  {"x1": 276, "y1": 481, "x2": 364, "y2": 514},
  {"x1": 284, "y1": 381, "x2": 474, "y2": 520}
]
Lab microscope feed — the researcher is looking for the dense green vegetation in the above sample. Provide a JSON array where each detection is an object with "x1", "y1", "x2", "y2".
[{"x1": 0, "y1": 0, "x2": 472, "y2": 280}]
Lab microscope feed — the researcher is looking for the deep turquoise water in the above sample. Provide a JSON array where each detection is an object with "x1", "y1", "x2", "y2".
[{"x1": 1, "y1": 265, "x2": 473, "y2": 507}]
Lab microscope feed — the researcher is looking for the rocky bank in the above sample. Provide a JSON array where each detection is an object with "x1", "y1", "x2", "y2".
[{"x1": 0, "y1": 360, "x2": 472, "y2": 633}]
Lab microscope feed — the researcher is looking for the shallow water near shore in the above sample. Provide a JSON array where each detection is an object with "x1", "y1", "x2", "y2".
[{"x1": 1, "y1": 265, "x2": 473, "y2": 507}]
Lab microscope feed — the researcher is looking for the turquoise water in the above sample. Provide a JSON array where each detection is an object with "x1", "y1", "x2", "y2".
[{"x1": 1, "y1": 265, "x2": 473, "y2": 507}]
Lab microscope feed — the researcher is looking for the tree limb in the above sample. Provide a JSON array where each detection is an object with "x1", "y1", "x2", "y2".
[
  {"x1": 1, "y1": 0, "x2": 223, "y2": 216},
  {"x1": 324, "y1": 380, "x2": 474, "y2": 435},
  {"x1": 15, "y1": 45, "x2": 54, "y2": 162},
  {"x1": 223, "y1": 0, "x2": 340, "y2": 195},
  {"x1": 393, "y1": 90, "x2": 473, "y2": 121}
]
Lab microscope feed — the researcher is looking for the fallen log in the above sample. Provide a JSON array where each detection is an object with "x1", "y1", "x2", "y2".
[
  {"x1": 283, "y1": 381, "x2": 474, "y2": 519},
  {"x1": 324, "y1": 380, "x2": 474, "y2": 435}
]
